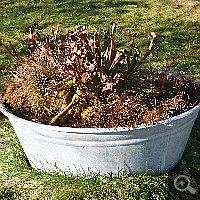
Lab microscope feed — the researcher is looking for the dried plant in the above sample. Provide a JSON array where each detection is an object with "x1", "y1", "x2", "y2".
[{"x1": 1, "y1": 23, "x2": 199, "y2": 128}]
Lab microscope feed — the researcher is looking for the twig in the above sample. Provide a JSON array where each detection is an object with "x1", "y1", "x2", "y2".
[
  {"x1": 0, "y1": 41, "x2": 21, "y2": 64},
  {"x1": 49, "y1": 94, "x2": 77, "y2": 124},
  {"x1": 59, "y1": 91, "x2": 70, "y2": 112},
  {"x1": 8, "y1": 40, "x2": 24, "y2": 64}
]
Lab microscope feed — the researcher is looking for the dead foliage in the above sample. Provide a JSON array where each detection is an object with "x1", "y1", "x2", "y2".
[{"x1": 1, "y1": 23, "x2": 199, "y2": 128}]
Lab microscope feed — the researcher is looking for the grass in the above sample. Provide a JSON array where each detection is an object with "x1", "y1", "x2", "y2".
[
  {"x1": 0, "y1": 0, "x2": 200, "y2": 82},
  {"x1": 0, "y1": 107, "x2": 200, "y2": 199},
  {"x1": 0, "y1": 0, "x2": 199, "y2": 199}
]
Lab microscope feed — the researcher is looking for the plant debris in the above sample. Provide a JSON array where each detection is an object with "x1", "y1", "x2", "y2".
[{"x1": 0, "y1": 23, "x2": 199, "y2": 128}]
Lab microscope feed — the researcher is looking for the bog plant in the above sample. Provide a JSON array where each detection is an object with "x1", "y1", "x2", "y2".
[{"x1": 0, "y1": 22, "x2": 199, "y2": 128}]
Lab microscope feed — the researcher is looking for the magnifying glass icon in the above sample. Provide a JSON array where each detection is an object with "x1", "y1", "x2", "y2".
[{"x1": 174, "y1": 175, "x2": 197, "y2": 194}]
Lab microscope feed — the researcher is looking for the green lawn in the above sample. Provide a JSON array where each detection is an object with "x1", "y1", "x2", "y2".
[{"x1": 0, "y1": 0, "x2": 200, "y2": 199}]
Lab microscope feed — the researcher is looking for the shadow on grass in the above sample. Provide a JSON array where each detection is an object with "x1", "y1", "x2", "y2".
[
  {"x1": 168, "y1": 113, "x2": 200, "y2": 199},
  {"x1": 0, "y1": 110, "x2": 7, "y2": 121},
  {"x1": 0, "y1": 187, "x2": 17, "y2": 200},
  {"x1": 152, "y1": 18, "x2": 200, "y2": 78},
  {"x1": 0, "y1": 0, "x2": 136, "y2": 66}
]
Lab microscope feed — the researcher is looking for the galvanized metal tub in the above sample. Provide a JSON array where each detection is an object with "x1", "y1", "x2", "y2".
[{"x1": 0, "y1": 73, "x2": 200, "y2": 176}]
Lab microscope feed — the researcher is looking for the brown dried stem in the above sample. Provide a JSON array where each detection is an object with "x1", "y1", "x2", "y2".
[{"x1": 49, "y1": 93, "x2": 78, "y2": 125}]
